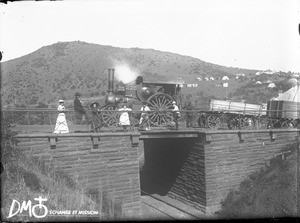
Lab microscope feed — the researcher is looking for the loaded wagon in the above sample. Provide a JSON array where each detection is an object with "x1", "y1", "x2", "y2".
[{"x1": 197, "y1": 99, "x2": 266, "y2": 129}]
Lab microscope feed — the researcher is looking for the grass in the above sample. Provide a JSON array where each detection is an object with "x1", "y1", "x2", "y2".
[
  {"x1": 1, "y1": 114, "x2": 125, "y2": 222},
  {"x1": 217, "y1": 142, "x2": 299, "y2": 219}
]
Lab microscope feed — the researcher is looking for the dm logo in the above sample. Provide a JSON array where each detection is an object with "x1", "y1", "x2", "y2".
[{"x1": 7, "y1": 196, "x2": 48, "y2": 219}]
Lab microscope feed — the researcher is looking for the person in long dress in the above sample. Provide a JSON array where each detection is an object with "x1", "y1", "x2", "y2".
[
  {"x1": 54, "y1": 100, "x2": 69, "y2": 134},
  {"x1": 118, "y1": 105, "x2": 132, "y2": 131}
]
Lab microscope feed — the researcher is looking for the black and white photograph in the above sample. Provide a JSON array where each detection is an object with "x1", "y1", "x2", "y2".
[{"x1": 0, "y1": 0, "x2": 299, "y2": 221}]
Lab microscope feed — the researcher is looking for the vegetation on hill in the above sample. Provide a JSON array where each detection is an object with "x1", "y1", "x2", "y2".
[
  {"x1": 1, "y1": 41, "x2": 297, "y2": 108},
  {"x1": 217, "y1": 142, "x2": 299, "y2": 219},
  {"x1": 1, "y1": 41, "x2": 259, "y2": 108},
  {"x1": 0, "y1": 114, "x2": 124, "y2": 221}
]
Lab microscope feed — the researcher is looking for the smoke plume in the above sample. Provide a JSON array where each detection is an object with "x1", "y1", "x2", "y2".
[{"x1": 114, "y1": 63, "x2": 139, "y2": 84}]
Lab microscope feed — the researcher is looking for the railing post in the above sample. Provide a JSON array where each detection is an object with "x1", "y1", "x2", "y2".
[
  {"x1": 27, "y1": 112, "x2": 30, "y2": 125},
  {"x1": 11, "y1": 111, "x2": 14, "y2": 124}
]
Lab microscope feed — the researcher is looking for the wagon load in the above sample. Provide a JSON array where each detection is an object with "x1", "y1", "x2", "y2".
[
  {"x1": 198, "y1": 99, "x2": 266, "y2": 130},
  {"x1": 209, "y1": 99, "x2": 266, "y2": 115}
]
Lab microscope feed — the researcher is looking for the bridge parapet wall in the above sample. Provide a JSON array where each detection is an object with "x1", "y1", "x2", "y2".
[
  {"x1": 203, "y1": 130, "x2": 298, "y2": 213},
  {"x1": 14, "y1": 133, "x2": 141, "y2": 219},
  {"x1": 143, "y1": 129, "x2": 299, "y2": 214}
]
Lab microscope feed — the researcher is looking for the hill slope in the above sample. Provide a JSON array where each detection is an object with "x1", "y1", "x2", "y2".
[
  {"x1": 1, "y1": 41, "x2": 258, "y2": 107},
  {"x1": 217, "y1": 142, "x2": 298, "y2": 219}
]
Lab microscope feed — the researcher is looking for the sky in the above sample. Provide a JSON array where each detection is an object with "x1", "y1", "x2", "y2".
[{"x1": 0, "y1": 0, "x2": 299, "y2": 72}]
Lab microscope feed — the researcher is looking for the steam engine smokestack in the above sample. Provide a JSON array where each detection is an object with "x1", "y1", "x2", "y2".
[{"x1": 108, "y1": 69, "x2": 115, "y2": 93}]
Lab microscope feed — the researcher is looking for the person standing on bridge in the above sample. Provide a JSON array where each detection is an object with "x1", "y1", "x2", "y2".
[
  {"x1": 90, "y1": 102, "x2": 102, "y2": 132},
  {"x1": 118, "y1": 105, "x2": 132, "y2": 131},
  {"x1": 139, "y1": 102, "x2": 151, "y2": 131},
  {"x1": 185, "y1": 101, "x2": 194, "y2": 128},
  {"x1": 54, "y1": 100, "x2": 69, "y2": 134},
  {"x1": 74, "y1": 93, "x2": 86, "y2": 124},
  {"x1": 172, "y1": 101, "x2": 180, "y2": 130}
]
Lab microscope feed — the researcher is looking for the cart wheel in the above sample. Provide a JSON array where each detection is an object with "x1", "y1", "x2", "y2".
[
  {"x1": 100, "y1": 105, "x2": 118, "y2": 127},
  {"x1": 228, "y1": 117, "x2": 239, "y2": 130},
  {"x1": 267, "y1": 119, "x2": 280, "y2": 129},
  {"x1": 244, "y1": 117, "x2": 255, "y2": 129},
  {"x1": 207, "y1": 115, "x2": 221, "y2": 129},
  {"x1": 281, "y1": 120, "x2": 294, "y2": 129}
]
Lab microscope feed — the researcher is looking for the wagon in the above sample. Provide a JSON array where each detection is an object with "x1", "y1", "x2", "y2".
[
  {"x1": 266, "y1": 100, "x2": 300, "y2": 128},
  {"x1": 197, "y1": 99, "x2": 266, "y2": 129}
]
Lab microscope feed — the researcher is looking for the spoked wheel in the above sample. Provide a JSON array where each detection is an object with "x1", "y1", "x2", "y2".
[
  {"x1": 147, "y1": 93, "x2": 174, "y2": 127},
  {"x1": 243, "y1": 117, "x2": 255, "y2": 129},
  {"x1": 228, "y1": 116, "x2": 250, "y2": 130},
  {"x1": 281, "y1": 120, "x2": 294, "y2": 129},
  {"x1": 207, "y1": 115, "x2": 221, "y2": 129},
  {"x1": 228, "y1": 117, "x2": 239, "y2": 130},
  {"x1": 99, "y1": 105, "x2": 118, "y2": 127},
  {"x1": 267, "y1": 118, "x2": 280, "y2": 129}
]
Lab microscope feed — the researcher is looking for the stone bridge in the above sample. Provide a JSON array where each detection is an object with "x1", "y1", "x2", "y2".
[{"x1": 14, "y1": 129, "x2": 300, "y2": 216}]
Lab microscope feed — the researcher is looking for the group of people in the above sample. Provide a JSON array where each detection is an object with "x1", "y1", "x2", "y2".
[
  {"x1": 53, "y1": 92, "x2": 182, "y2": 133},
  {"x1": 117, "y1": 102, "x2": 151, "y2": 131}
]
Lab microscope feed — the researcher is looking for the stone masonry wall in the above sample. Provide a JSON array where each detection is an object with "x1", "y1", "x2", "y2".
[
  {"x1": 142, "y1": 130, "x2": 298, "y2": 215},
  {"x1": 168, "y1": 139, "x2": 206, "y2": 212},
  {"x1": 203, "y1": 131, "x2": 298, "y2": 214},
  {"x1": 16, "y1": 136, "x2": 141, "y2": 218}
]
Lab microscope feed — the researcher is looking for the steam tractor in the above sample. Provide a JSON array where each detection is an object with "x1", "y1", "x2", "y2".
[{"x1": 92, "y1": 68, "x2": 184, "y2": 129}]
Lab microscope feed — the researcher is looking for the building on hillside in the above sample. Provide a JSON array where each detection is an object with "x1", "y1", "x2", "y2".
[
  {"x1": 256, "y1": 81, "x2": 262, "y2": 85},
  {"x1": 210, "y1": 77, "x2": 215, "y2": 81},
  {"x1": 263, "y1": 69, "x2": 275, "y2": 75},
  {"x1": 255, "y1": 71, "x2": 261, "y2": 76},
  {"x1": 222, "y1": 82, "x2": 228, "y2": 88},
  {"x1": 235, "y1": 73, "x2": 245, "y2": 78},
  {"x1": 204, "y1": 77, "x2": 209, "y2": 81},
  {"x1": 222, "y1": 76, "x2": 229, "y2": 80},
  {"x1": 187, "y1": 83, "x2": 198, "y2": 88},
  {"x1": 267, "y1": 83, "x2": 276, "y2": 88},
  {"x1": 264, "y1": 80, "x2": 272, "y2": 84},
  {"x1": 196, "y1": 77, "x2": 202, "y2": 81}
]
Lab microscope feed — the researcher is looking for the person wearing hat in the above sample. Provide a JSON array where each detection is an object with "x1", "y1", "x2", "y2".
[
  {"x1": 74, "y1": 93, "x2": 86, "y2": 124},
  {"x1": 172, "y1": 101, "x2": 180, "y2": 130},
  {"x1": 90, "y1": 102, "x2": 102, "y2": 132},
  {"x1": 139, "y1": 102, "x2": 151, "y2": 130},
  {"x1": 54, "y1": 100, "x2": 69, "y2": 134}
]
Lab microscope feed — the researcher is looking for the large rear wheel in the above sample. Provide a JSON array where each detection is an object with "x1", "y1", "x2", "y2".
[{"x1": 147, "y1": 93, "x2": 175, "y2": 127}]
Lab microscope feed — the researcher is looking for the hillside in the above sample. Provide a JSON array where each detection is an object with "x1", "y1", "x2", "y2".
[
  {"x1": 217, "y1": 142, "x2": 298, "y2": 218},
  {"x1": 1, "y1": 116, "x2": 125, "y2": 221},
  {"x1": 1, "y1": 41, "x2": 261, "y2": 108}
]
